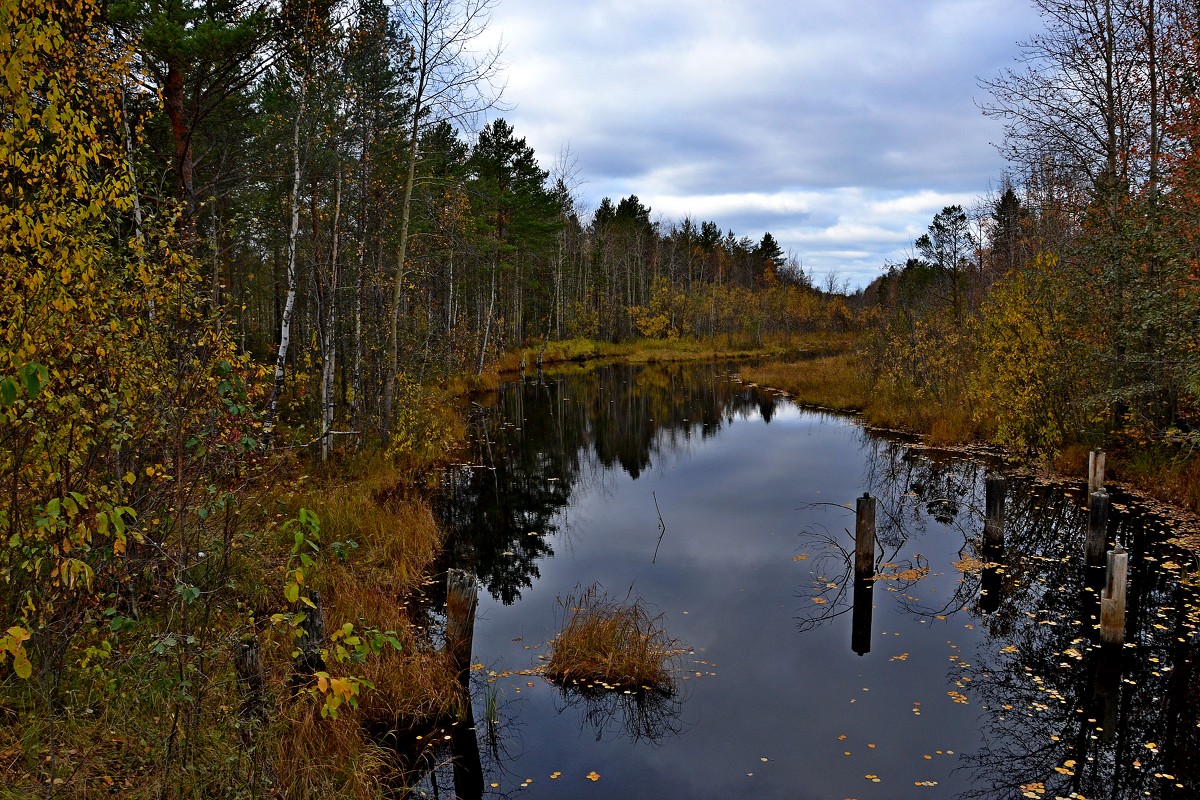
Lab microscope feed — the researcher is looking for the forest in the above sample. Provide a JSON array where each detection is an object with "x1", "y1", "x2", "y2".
[{"x1": 3, "y1": 0, "x2": 1200, "y2": 796}]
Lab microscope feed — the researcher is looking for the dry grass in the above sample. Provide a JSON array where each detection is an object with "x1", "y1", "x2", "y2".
[
  {"x1": 741, "y1": 351, "x2": 991, "y2": 446},
  {"x1": 259, "y1": 454, "x2": 462, "y2": 795},
  {"x1": 293, "y1": 459, "x2": 464, "y2": 724},
  {"x1": 476, "y1": 333, "x2": 856, "y2": 389},
  {"x1": 1115, "y1": 446, "x2": 1200, "y2": 513},
  {"x1": 274, "y1": 708, "x2": 390, "y2": 800},
  {"x1": 545, "y1": 585, "x2": 681, "y2": 694},
  {"x1": 740, "y1": 353, "x2": 870, "y2": 413}
]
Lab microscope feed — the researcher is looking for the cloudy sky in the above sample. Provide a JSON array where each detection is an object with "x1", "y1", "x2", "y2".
[{"x1": 478, "y1": 0, "x2": 1045, "y2": 289}]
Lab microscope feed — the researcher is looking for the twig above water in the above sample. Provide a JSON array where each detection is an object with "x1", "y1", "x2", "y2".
[{"x1": 652, "y1": 491, "x2": 667, "y2": 564}]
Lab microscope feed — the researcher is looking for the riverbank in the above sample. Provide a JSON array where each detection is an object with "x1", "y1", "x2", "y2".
[
  {"x1": 7, "y1": 333, "x2": 1195, "y2": 797},
  {"x1": 441, "y1": 332, "x2": 857, "y2": 394},
  {"x1": 739, "y1": 349, "x2": 1200, "y2": 548}
]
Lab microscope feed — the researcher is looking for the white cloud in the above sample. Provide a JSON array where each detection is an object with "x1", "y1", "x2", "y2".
[{"x1": 478, "y1": 0, "x2": 1045, "y2": 287}]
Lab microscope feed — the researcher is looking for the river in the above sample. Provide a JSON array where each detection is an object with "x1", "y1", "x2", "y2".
[{"x1": 413, "y1": 362, "x2": 1199, "y2": 799}]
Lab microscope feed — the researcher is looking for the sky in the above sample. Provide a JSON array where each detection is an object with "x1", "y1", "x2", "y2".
[{"x1": 478, "y1": 0, "x2": 1046, "y2": 289}]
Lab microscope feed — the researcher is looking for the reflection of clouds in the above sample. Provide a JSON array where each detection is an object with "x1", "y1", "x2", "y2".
[{"x1": 450, "y1": 364, "x2": 1200, "y2": 799}]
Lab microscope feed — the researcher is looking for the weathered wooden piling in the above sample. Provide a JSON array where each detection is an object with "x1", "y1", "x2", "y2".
[
  {"x1": 984, "y1": 473, "x2": 1006, "y2": 551},
  {"x1": 1086, "y1": 489, "x2": 1110, "y2": 568},
  {"x1": 1100, "y1": 546, "x2": 1128, "y2": 645},
  {"x1": 446, "y1": 569, "x2": 479, "y2": 680},
  {"x1": 233, "y1": 633, "x2": 267, "y2": 723},
  {"x1": 294, "y1": 589, "x2": 327, "y2": 676},
  {"x1": 1088, "y1": 450, "x2": 1106, "y2": 504},
  {"x1": 855, "y1": 493, "x2": 876, "y2": 578}
]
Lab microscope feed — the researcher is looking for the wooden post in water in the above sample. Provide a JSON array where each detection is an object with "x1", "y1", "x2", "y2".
[
  {"x1": 446, "y1": 569, "x2": 478, "y2": 681},
  {"x1": 1100, "y1": 546, "x2": 1128, "y2": 645},
  {"x1": 984, "y1": 473, "x2": 1006, "y2": 551},
  {"x1": 1088, "y1": 450, "x2": 1106, "y2": 505},
  {"x1": 855, "y1": 493, "x2": 876, "y2": 578},
  {"x1": 1086, "y1": 490, "x2": 1110, "y2": 568}
]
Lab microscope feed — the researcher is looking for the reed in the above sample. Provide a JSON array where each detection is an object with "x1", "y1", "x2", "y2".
[{"x1": 545, "y1": 585, "x2": 680, "y2": 694}]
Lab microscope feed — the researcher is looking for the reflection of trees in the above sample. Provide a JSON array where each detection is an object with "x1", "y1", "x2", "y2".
[
  {"x1": 794, "y1": 435, "x2": 1200, "y2": 798},
  {"x1": 796, "y1": 442, "x2": 987, "y2": 632},
  {"x1": 861, "y1": 437, "x2": 985, "y2": 548},
  {"x1": 553, "y1": 685, "x2": 686, "y2": 744},
  {"x1": 437, "y1": 363, "x2": 782, "y2": 604},
  {"x1": 953, "y1": 484, "x2": 1200, "y2": 800}
]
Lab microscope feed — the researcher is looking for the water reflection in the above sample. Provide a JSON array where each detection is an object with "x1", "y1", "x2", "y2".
[
  {"x1": 553, "y1": 686, "x2": 686, "y2": 744},
  {"x1": 789, "y1": 416, "x2": 1200, "y2": 798},
  {"x1": 953, "y1": 487, "x2": 1200, "y2": 800},
  {"x1": 430, "y1": 362, "x2": 1199, "y2": 799},
  {"x1": 437, "y1": 363, "x2": 778, "y2": 605}
]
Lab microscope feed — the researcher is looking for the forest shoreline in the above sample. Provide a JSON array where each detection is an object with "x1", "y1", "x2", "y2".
[{"x1": 738, "y1": 348, "x2": 1200, "y2": 551}]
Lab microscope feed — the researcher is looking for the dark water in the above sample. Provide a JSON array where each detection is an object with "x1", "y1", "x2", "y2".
[{"x1": 421, "y1": 362, "x2": 1200, "y2": 799}]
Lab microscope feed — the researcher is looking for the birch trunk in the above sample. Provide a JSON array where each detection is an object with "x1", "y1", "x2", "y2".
[
  {"x1": 478, "y1": 257, "x2": 497, "y2": 374},
  {"x1": 263, "y1": 79, "x2": 306, "y2": 444},
  {"x1": 320, "y1": 168, "x2": 343, "y2": 462}
]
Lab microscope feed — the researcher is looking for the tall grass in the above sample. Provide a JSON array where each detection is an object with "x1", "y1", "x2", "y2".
[
  {"x1": 740, "y1": 352, "x2": 990, "y2": 446},
  {"x1": 474, "y1": 332, "x2": 858, "y2": 390},
  {"x1": 545, "y1": 585, "x2": 681, "y2": 694}
]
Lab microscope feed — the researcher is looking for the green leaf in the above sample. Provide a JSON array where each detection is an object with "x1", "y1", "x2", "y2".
[
  {"x1": 284, "y1": 583, "x2": 300, "y2": 604},
  {"x1": 175, "y1": 583, "x2": 200, "y2": 604},
  {"x1": 0, "y1": 378, "x2": 16, "y2": 406},
  {"x1": 20, "y1": 363, "x2": 47, "y2": 399}
]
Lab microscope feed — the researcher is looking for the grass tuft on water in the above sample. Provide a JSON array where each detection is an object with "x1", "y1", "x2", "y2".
[{"x1": 545, "y1": 585, "x2": 681, "y2": 695}]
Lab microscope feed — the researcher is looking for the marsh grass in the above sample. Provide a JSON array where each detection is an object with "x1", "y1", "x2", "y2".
[
  {"x1": 741, "y1": 353, "x2": 870, "y2": 413},
  {"x1": 294, "y1": 459, "x2": 463, "y2": 729},
  {"x1": 1117, "y1": 444, "x2": 1200, "y2": 513},
  {"x1": 545, "y1": 585, "x2": 681, "y2": 695},
  {"x1": 479, "y1": 333, "x2": 853, "y2": 387},
  {"x1": 740, "y1": 352, "x2": 991, "y2": 446}
]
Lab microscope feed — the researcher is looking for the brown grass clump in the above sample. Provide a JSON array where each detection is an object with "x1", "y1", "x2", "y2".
[
  {"x1": 274, "y1": 708, "x2": 390, "y2": 800},
  {"x1": 741, "y1": 352, "x2": 992, "y2": 446},
  {"x1": 297, "y1": 468, "x2": 463, "y2": 728},
  {"x1": 545, "y1": 585, "x2": 681, "y2": 694},
  {"x1": 741, "y1": 352, "x2": 870, "y2": 413}
]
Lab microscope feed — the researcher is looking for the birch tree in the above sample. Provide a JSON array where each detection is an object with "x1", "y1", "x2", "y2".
[
  {"x1": 262, "y1": 0, "x2": 332, "y2": 442},
  {"x1": 383, "y1": 0, "x2": 502, "y2": 445}
]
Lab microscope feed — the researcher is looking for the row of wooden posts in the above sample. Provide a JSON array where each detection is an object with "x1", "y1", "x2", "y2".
[{"x1": 853, "y1": 449, "x2": 1128, "y2": 646}]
